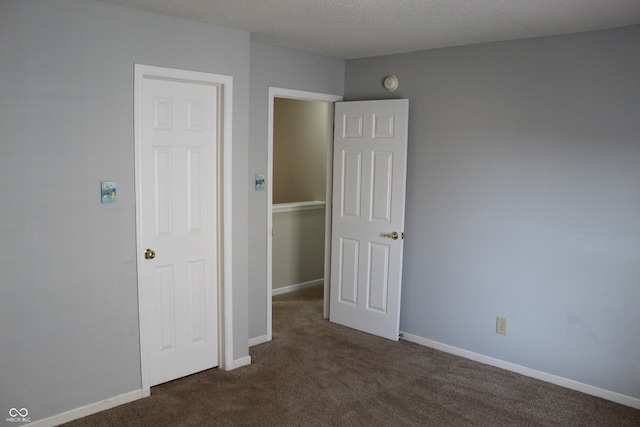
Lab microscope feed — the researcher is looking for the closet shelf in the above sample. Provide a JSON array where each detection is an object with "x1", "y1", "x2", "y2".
[{"x1": 273, "y1": 200, "x2": 325, "y2": 213}]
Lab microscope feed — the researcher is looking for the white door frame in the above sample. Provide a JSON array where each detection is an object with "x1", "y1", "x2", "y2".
[
  {"x1": 266, "y1": 87, "x2": 343, "y2": 341},
  {"x1": 134, "y1": 64, "x2": 234, "y2": 396}
]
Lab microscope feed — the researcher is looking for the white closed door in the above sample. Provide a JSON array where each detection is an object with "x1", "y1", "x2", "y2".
[
  {"x1": 329, "y1": 99, "x2": 409, "y2": 341},
  {"x1": 140, "y1": 74, "x2": 218, "y2": 386}
]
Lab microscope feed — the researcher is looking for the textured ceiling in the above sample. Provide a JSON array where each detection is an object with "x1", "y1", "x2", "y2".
[{"x1": 96, "y1": 0, "x2": 640, "y2": 59}]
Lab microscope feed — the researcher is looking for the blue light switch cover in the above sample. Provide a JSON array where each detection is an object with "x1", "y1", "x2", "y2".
[
  {"x1": 101, "y1": 181, "x2": 116, "y2": 203},
  {"x1": 255, "y1": 174, "x2": 265, "y2": 191}
]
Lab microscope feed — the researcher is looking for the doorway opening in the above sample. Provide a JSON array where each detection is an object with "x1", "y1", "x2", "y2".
[{"x1": 265, "y1": 88, "x2": 343, "y2": 342}]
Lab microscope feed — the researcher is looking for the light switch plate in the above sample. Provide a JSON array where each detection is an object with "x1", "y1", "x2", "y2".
[
  {"x1": 255, "y1": 174, "x2": 265, "y2": 191},
  {"x1": 101, "y1": 181, "x2": 116, "y2": 203}
]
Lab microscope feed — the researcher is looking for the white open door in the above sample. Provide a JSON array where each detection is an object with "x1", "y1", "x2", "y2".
[{"x1": 329, "y1": 99, "x2": 409, "y2": 341}]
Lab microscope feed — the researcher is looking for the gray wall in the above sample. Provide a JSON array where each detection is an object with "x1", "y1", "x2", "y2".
[
  {"x1": 345, "y1": 26, "x2": 640, "y2": 399},
  {"x1": 248, "y1": 43, "x2": 344, "y2": 340},
  {"x1": 272, "y1": 208, "x2": 326, "y2": 290},
  {"x1": 0, "y1": 0, "x2": 249, "y2": 421}
]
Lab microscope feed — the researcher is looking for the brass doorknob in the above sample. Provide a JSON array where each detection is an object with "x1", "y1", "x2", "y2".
[
  {"x1": 144, "y1": 249, "x2": 156, "y2": 260},
  {"x1": 382, "y1": 231, "x2": 399, "y2": 240}
]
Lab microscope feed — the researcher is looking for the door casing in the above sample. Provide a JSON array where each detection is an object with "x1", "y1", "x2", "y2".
[{"x1": 134, "y1": 64, "x2": 235, "y2": 396}]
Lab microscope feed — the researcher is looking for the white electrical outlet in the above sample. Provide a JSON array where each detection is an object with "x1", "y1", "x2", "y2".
[{"x1": 496, "y1": 316, "x2": 508, "y2": 335}]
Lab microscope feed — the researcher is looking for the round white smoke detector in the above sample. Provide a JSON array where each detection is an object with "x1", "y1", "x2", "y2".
[{"x1": 383, "y1": 75, "x2": 398, "y2": 91}]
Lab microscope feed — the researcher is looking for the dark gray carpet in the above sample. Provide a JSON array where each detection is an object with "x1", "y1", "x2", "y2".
[{"x1": 64, "y1": 284, "x2": 640, "y2": 426}]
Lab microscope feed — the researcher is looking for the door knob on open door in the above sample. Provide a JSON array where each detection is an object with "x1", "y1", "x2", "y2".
[
  {"x1": 144, "y1": 249, "x2": 156, "y2": 260},
  {"x1": 382, "y1": 231, "x2": 399, "y2": 240}
]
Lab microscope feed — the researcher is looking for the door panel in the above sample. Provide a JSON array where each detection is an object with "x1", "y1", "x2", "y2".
[
  {"x1": 371, "y1": 151, "x2": 393, "y2": 221},
  {"x1": 330, "y1": 99, "x2": 409, "y2": 341},
  {"x1": 141, "y1": 76, "x2": 218, "y2": 386},
  {"x1": 339, "y1": 238, "x2": 359, "y2": 304},
  {"x1": 341, "y1": 151, "x2": 362, "y2": 218},
  {"x1": 368, "y1": 242, "x2": 390, "y2": 312}
]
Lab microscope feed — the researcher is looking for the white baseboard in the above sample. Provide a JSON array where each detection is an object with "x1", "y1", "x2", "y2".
[
  {"x1": 400, "y1": 332, "x2": 640, "y2": 410},
  {"x1": 225, "y1": 355, "x2": 251, "y2": 371},
  {"x1": 272, "y1": 278, "x2": 323, "y2": 296},
  {"x1": 249, "y1": 334, "x2": 270, "y2": 347},
  {"x1": 28, "y1": 356, "x2": 251, "y2": 425},
  {"x1": 29, "y1": 389, "x2": 145, "y2": 427}
]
